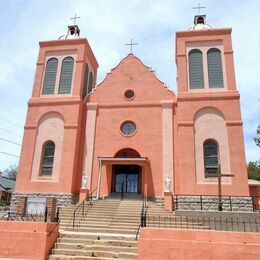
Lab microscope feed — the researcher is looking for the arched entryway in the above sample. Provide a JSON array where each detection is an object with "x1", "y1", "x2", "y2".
[
  {"x1": 96, "y1": 148, "x2": 149, "y2": 198},
  {"x1": 113, "y1": 148, "x2": 141, "y2": 194},
  {"x1": 114, "y1": 148, "x2": 141, "y2": 158}
]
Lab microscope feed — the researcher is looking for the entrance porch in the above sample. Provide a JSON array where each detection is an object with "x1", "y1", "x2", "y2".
[{"x1": 96, "y1": 157, "x2": 149, "y2": 199}]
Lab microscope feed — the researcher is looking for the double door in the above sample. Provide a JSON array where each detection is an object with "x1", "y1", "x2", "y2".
[{"x1": 113, "y1": 165, "x2": 140, "y2": 193}]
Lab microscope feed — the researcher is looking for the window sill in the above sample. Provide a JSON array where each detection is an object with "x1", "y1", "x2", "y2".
[{"x1": 35, "y1": 176, "x2": 57, "y2": 182}]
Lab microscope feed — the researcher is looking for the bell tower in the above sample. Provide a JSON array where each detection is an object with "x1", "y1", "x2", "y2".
[
  {"x1": 175, "y1": 15, "x2": 249, "y2": 196},
  {"x1": 14, "y1": 23, "x2": 99, "y2": 208}
]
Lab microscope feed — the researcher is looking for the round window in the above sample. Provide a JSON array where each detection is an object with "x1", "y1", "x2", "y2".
[
  {"x1": 124, "y1": 89, "x2": 135, "y2": 100},
  {"x1": 121, "y1": 121, "x2": 136, "y2": 136}
]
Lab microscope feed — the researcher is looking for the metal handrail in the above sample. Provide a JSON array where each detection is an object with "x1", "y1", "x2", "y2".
[
  {"x1": 48, "y1": 219, "x2": 60, "y2": 237},
  {"x1": 136, "y1": 194, "x2": 148, "y2": 240},
  {"x1": 71, "y1": 190, "x2": 95, "y2": 228},
  {"x1": 146, "y1": 214, "x2": 260, "y2": 233},
  {"x1": 0, "y1": 211, "x2": 14, "y2": 220},
  {"x1": 0, "y1": 211, "x2": 55, "y2": 222}
]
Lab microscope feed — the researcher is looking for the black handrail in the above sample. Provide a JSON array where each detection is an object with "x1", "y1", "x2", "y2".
[
  {"x1": 0, "y1": 211, "x2": 55, "y2": 222},
  {"x1": 145, "y1": 214, "x2": 260, "y2": 233},
  {"x1": 71, "y1": 190, "x2": 95, "y2": 228},
  {"x1": 136, "y1": 194, "x2": 147, "y2": 240},
  {"x1": 48, "y1": 219, "x2": 60, "y2": 237},
  {"x1": 72, "y1": 199, "x2": 87, "y2": 227},
  {"x1": 47, "y1": 208, "x2": 60, "y2": 237},
  {"x1": 0, "y1": 211, "x2": 14, "y2": 221}
]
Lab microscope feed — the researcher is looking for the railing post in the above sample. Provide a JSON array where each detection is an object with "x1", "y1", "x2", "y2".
[
  {"x1": 200, "y1": 195, "x2": 203, "y2": 211},
  {"x1": 82, "y1": 200, "x2": 85, "y2": 215},
  {"x1": 251, "y1": 196, "x2": 255, "y2": 212},
  {"x1": 141, "y1": 214, "x2": 144, "y2": 227},
  {"x1": 72, "y1": 212, "x2": 76, "y2": 228},
  {"x1": 44, "y1": 207, "x2": 48, "y2": 223},
  {"x1": 229, "y1": 196, "x2": 232, "y2": 212},
  {"x1": 121, "y1": 189, "x2": 124, "y2": 201},
  {"x1": 55, "y1": 207, "x2": 60, "y2": 222},
  {"x1": 89, "y1": 192, "x2": 93, "y2": 205}
]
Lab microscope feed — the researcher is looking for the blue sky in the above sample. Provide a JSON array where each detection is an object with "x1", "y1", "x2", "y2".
[{"x1": 0, "y1": 0, "x2": 259, "y2": 171}]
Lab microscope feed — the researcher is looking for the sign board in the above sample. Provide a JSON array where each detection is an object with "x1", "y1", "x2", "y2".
[{"x1": 26, "y1": 197, "x2": 47, "y2": 215}]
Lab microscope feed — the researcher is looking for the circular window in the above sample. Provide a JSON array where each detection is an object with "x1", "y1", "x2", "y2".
[
  {"x1": 121, "y1": 121, "x2": 136, "y2": 136},
  {"x1": 124, "y1": 89, "x2": 135, "y2": 100}
]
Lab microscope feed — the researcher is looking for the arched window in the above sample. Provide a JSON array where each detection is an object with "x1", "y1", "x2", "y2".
[
  {"x1": 42, "y1": 58, "x2": 58, "y2": 95},
  {"x1": 88, "y1": 72, "x2": 93, "y2": 94},
  {"x1": 41, "y1": 141, "x2": 55, "y2": 176},
  {"x1": 203, "y1": 139, "x2": 219, "y2": 177},
  {"x1": 82, "y1": 63, "x2": 89, "y2": 100},
  {"x1": 58, "y1": 57, "x2": 74, "y2": 94},
  {"x1": 207, "y1": 48, "x2": 224, "y2": 88},
  {"x1": 189, "y1": 49, "x2": 204, "y2": 89}
]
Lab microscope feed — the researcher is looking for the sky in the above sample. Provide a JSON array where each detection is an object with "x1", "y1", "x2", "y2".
[{"x1": 0, "y1": 0, "x2": 259, "y2": 171}]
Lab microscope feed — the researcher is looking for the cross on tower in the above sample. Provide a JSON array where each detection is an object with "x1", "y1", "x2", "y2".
[
  {"x1": 125, "y1": 39, "x2": 138, "y2": 53},
  {"x1": 192, "y1": 3, "x2": 206, "y2": 14},
  {"x1": 70, "y1": 13, "x2": 81, "y2": 25}
]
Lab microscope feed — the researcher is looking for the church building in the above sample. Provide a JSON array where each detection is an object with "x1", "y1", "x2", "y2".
[{"x1": 12, "y1": 15, "x2": 250, "y2": 210}]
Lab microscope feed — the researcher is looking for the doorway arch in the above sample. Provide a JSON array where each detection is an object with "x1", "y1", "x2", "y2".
[{"x1": 114, "y1": 148, "x2": 141, "y2": 158}]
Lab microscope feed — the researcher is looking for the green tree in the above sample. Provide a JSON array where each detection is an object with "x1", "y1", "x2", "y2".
[
  {"x1": 247, "y1": 160, "x2": 260, "y2": 181},
  {"x1": 247, "y1": 125, "x2": 260, "y2": 180},
  {"x1": 3, "y1": 164, "x2": 18, "y2": 180},
  {"x1": 254, "y1": 124, "x2": 260, "y2": 148}
]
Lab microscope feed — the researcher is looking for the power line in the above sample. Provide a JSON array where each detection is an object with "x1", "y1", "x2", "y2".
[
  {"x1": 0, "y1": 127, "x2": 22, "y2": 138},
  {"x1": 0, "y1": 137, "x2": 21, "y2": 146},
  {"x1": 0, "y1": 116, "x2": 23, "y2": 129},
  {"x1": 0, "y1": 151, "x2": 19, "y2": 158}
]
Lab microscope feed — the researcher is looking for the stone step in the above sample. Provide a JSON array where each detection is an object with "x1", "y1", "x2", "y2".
[
  {"x1": 49, "y1": 255, "x2": 115, "y2": 260},
  {"x1": 58, "y1": 238, "x2": 137, "y2": 247},
  {"x1": 93, "y1": 209, "x2": 141, "y2": 213},
  {"x1": 52, "y1": 248, "x2": 137, "y2": 259},
  {"x1": 60, "y1": 220, "x2": 141, "y2": 226},
  {"x1": 61, "y1": 224, "x2": 139, "y2": 230},
  {"x1": 60, "y1": 232, "x2": 136, "y2": 241},
  {"x1": 59, "y1": 224, "x2": 138, "y2": 229},
  {"x1": 55, "y1": 243, "x2": 137, "y2": 253},
  {"x1": 66, "y1": 215, "x2": 139, "y2": 219},
  {"x1": 65, "y1": 227, "x2": 137, "y2": 234}
]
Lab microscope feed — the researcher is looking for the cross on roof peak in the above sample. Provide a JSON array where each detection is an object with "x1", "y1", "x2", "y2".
[
  {"x1": 192, "y1": 3, "x2": 206, "y2": 15},
  {"x1": 125, "y1": 39, "x2": 138, "y2": 53},
  {"x1": 70, "y1": 13, "x2": 81, "y2": 25}
]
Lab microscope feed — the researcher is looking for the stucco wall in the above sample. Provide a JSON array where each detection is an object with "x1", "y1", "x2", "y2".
[
  {"x1": 0, "y1": 221, "x2": 59, "y2": 259},
  {"x1": 87, "y1": 54, "x2": 176, "y2": 197},
  {"x1": 138, "y1": 228, "x2": 260, "y2": 260}
]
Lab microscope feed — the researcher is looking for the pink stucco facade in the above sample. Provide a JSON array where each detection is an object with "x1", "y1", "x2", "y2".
[
  {"x1": 14, "y1": 23, "x2": 250, "y2": 206},
  {"x1": 137, "y1": 228, "x2": 260, "y2": 260},
  {"x1": 0, "y1": 221, "x2": 59, "y2": 259}
]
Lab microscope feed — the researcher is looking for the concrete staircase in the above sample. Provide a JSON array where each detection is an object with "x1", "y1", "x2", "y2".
[{"x1": 49, "y1": 196, "x2": 207, "y2": 259}]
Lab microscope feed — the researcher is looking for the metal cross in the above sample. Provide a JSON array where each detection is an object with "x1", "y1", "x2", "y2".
[
  {"x1": 209, "y1": 164, "x2": 235, "y2": 211},
  {"x1": 70, "y1": 13, "x2": 81, "y2": 25},
  {"x1": 125, "y1": 39, "x2": 138, "y2": 53},
  {"x1": 192, "y1": 3, "x2": 206, "y2": 14}
]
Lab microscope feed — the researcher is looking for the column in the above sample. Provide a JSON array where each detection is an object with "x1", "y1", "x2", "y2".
[
  {"x1": 82, "y1": 103, "x2": 97, "y2": 190},
  {"x1": 162, "y1": 100, "x2": 174, "y2": 194}
]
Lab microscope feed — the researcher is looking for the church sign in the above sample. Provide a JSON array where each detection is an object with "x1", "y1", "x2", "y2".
[{"x1": 26, "y1": 197, "x2": 46, "y2": 215}]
